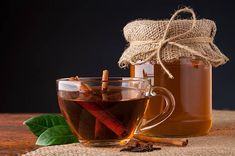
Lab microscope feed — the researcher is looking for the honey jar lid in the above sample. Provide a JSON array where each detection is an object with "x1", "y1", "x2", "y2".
[{"x1": 118, "y1": 7, "x2": 229, "y2": 78}]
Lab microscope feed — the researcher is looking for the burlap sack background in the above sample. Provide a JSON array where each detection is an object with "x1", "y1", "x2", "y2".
[{"x1": 23, "y1": 110, "x2": 235, "y2": 156}]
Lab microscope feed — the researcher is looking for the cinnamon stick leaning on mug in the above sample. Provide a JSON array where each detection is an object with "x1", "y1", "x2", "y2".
[
  {"x1": 134, "y1": 134, "x2": 188, "y2": 147},
  {"x1": 69, "y1": 76, "x2": 92, "y2": 91}
]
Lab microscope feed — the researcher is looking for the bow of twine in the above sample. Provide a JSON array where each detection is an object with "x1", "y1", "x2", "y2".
[{"x1": 124, "y1": 7, "x2": 226, "y2": 79}]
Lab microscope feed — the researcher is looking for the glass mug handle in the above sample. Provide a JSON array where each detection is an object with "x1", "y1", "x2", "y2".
[{"x1": 139, "y1": 86, "x2": 175, "y2": 131}]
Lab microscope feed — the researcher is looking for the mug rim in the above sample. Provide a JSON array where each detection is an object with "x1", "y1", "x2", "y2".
[{"x1": 56, "y1": 77, "x2": 150, "y2": 83}]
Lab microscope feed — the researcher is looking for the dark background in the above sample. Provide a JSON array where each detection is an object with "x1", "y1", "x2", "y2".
[{"x1": 2, "y1": 0, "x2": 235, "y2": 113}]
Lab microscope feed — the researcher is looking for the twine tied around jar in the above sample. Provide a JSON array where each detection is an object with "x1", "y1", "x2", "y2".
[{"x1": 118, "y1": 7, "x2": 229, "y2": 78}]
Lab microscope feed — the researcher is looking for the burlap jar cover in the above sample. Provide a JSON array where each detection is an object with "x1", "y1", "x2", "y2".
[{"x1": 118, "y1": 7, "x2": 229, "y2": 78}]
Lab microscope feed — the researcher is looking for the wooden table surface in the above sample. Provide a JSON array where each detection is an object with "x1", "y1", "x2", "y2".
[
  {"x1": 0, "y1": 114, "x2": 40, "y2": 156},
  {"x1": 1, "y1": 112, "x2": 235, "y2": 156}
]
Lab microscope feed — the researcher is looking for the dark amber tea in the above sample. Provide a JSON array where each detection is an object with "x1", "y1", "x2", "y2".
[{"x1": 58, "y1": 86, "x2": 148, "y2": 146}]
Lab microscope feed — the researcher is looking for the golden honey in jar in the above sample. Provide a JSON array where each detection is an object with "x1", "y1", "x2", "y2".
[{"x1": 130, "y1": 58, "x2": 212, "y2": 137}]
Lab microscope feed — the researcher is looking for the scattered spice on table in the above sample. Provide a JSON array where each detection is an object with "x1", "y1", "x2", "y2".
[{"x1": 120, "y1": 141, "x2": 161, "y2": 152}]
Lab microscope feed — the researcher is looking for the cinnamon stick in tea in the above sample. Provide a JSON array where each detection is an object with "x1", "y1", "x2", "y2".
[
  {"x1": 95, "y1": 70, "x2": 109, "y2": 139},
  {"x1": 70, "y1": 75, "x2": 128, "y2": 137},
  {"x1": 78, "y1": 101, "x2": 128, "y2": 137},
  {"x1": 134, "y1": 134, "x2": 188, "y2": 147},
  {"x1": 101, "y1": 70, "x2": 109, "y2": 92}
]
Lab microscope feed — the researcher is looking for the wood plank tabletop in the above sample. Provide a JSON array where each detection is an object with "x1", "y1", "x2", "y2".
[{"x1": 0, "y1": 114, "x2": 41, "y2": 156}]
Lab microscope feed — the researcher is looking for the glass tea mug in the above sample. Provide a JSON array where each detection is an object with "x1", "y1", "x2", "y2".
[{"x1": 57, "y1": 77, "x2": 175, "y2": 146}]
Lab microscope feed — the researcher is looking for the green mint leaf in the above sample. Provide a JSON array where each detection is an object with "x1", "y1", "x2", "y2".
[
  {"x1": 36, "y1": 125, "x2": 78, "y2": 146},
  {"x1": 24, "y1": 114, "x2": 68, "y2": 136}
]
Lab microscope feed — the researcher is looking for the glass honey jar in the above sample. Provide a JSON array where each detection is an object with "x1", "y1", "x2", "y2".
[
  {"x1": 130, "y1": 57, "x2": 212, "y2": 136},
  {"x1": 119, "y1": 8, "x2": 229, "y2": 137}
]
